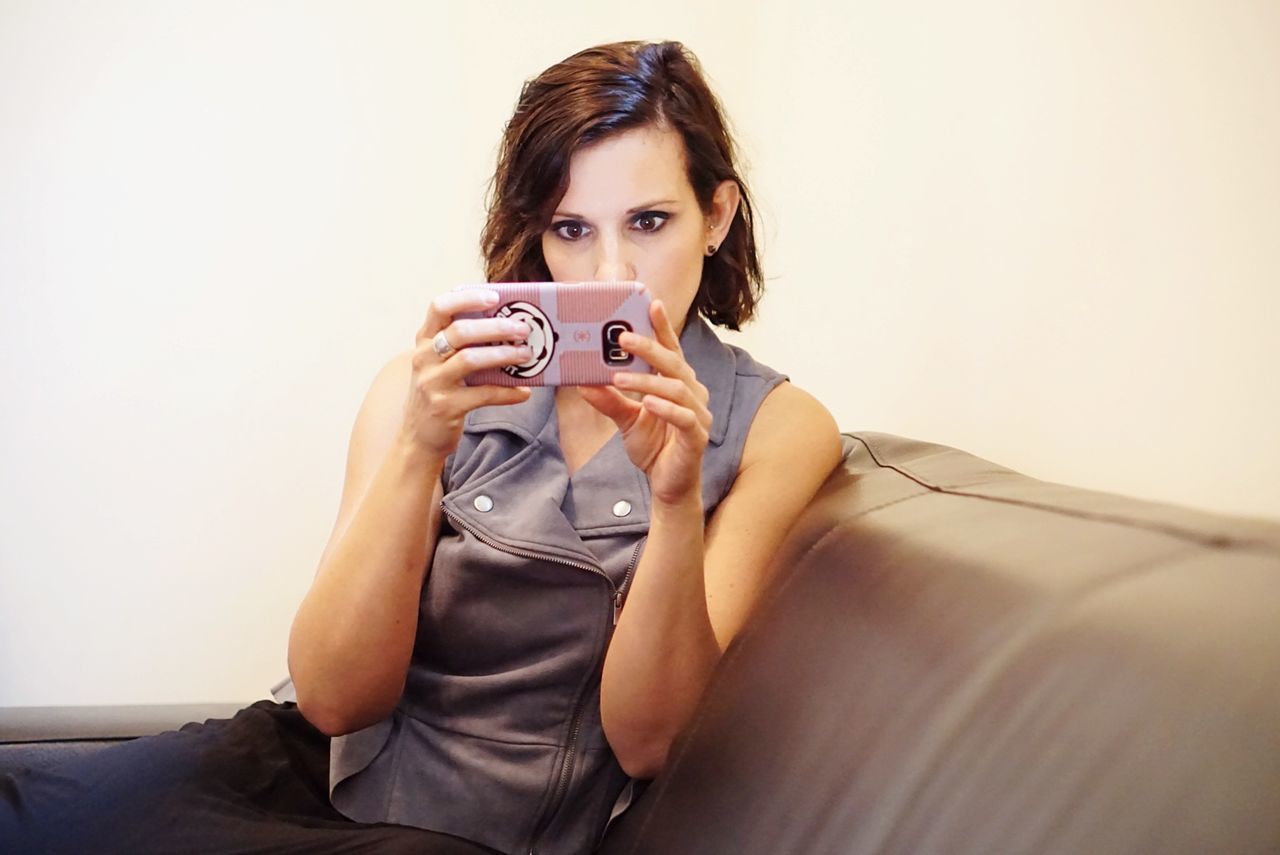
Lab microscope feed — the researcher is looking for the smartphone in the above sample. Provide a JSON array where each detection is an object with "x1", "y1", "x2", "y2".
[{"x1": 455, "y1": 281, "x2": 655, "y2": 386}]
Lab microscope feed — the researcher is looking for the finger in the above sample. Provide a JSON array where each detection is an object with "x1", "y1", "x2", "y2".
[
  {"x1": 450, "y1": 383, "x2": 532, "y2": 412},
  {"x1": 649, "y1": 299, "x2": 683, "y2": 353},
  {"x1": 578, "y1": 384, "x2": 643, "y2": 429},
  {"x1": 617, "y1": 330, "x2": 693, "y2": 380},
  {"x1": 614, "y1": 372, "x2": 711, "y2": 425},
  {"x1": 415, "y1": 289, "x2": 500, "y2": 344},
  {"x1": 438, "y1": 343, "x2": 536, "y2": 383},
  {"x1": 413, "y1": 319, "x2": 531, "y2": 371},
  {"x1": 445, "y1": 317, "x2": 531, "y2": 349},
  {"x1": 641, "y1": 395, "x2": 708, "y2": 438}
]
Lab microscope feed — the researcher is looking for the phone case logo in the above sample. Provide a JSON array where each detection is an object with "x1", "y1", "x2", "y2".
[{"x1": 496, "y1": 301, "x2": 557, "y2": 378}]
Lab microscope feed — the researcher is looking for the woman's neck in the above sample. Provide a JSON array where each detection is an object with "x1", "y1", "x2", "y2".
[{"x1": 555, "y1": 387, "x2": 620, "y2": 476}]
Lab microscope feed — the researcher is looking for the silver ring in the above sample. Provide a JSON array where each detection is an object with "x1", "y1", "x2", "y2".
[{"x1": 431, "y1": 330, "x2": 455, "y2": 358}]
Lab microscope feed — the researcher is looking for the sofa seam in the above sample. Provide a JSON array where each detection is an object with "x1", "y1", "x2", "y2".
[{"x1": 847, "y1": 433, "x2": 1280, "y2": 556}]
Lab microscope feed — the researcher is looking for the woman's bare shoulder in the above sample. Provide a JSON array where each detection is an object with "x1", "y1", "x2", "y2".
[
  {"x1": 740, "y1": 381, "x2": 841, "y2": 476},
  {"x1": 357, "y1": 350, "x2": 414, "y2": 433},
  {"x1": 699, "y1": 381, "x2": 840, "y2": 648}
]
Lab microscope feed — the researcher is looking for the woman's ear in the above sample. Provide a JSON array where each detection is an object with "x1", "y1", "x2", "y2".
[{"x1": 706, "y1": 179, "x2": 741, "y2": 249}]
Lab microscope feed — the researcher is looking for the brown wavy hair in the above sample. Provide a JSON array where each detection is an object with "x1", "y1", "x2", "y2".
[{"x1": 481, "y1": 41, "x2": 763, "y2": 330}]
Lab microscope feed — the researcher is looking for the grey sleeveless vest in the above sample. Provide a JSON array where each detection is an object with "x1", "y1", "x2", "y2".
[{"x1": 329, "y1": 318, "x2": 785, "y2": 855}]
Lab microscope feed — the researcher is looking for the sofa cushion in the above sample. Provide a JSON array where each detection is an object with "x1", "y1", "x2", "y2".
[{"x1": 599, "y1": 432, "x2": 1280, "y2": 855}]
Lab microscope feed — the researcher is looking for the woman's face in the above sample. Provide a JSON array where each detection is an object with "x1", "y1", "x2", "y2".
[{"x1": 540, "y1": 124, "x2": 738, "y2": 334}]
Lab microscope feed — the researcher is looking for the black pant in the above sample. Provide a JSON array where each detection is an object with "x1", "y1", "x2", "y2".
[{"x1": 0, "y1": 701, "x2": 500, "y2": 855}]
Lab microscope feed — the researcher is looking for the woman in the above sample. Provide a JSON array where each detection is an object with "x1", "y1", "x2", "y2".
[{"x1": 1, "y1": 40, "x2": 839, "y2": 855}]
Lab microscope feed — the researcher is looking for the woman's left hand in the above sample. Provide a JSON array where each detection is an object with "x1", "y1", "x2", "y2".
[{"x1": 578, "y1": 299, "x2": 711, "y2": 506}]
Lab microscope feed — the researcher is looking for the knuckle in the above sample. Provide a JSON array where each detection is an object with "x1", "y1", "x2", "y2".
[
  {"x1": 427, "y1": 297, "x2": 457, "y2": 323},
  {"x1": 437, "y1": 402, "x2": 463, "y2": 422},
  {"x1": 428, "y1": 387, "x2": 460, "y2": 414}
]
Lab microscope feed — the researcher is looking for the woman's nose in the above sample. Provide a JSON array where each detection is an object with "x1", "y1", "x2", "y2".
[{"x1": 593, "y1": 236, "x2": 636, "y2": 282}]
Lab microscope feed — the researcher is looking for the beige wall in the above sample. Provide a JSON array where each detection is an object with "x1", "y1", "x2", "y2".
[
  {"x1": 2, "y1": 1, "x2": 1276, "y2": 706},
  {"x1": 726, "y1": 0, "x2": 1280, "y2": 525}
]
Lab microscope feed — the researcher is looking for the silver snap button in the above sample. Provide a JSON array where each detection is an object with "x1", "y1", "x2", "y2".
[
  {"x1": 612, "y1": 500, "x2": 632, "y2": 518},
  {"x1": 473, "y1": 495, "x2": 494, "y2": 513}
]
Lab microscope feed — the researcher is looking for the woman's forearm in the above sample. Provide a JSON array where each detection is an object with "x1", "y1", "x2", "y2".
[
  {"x1": 287, "y1": 434, "x2": 443, "y2": 736},
  {"x1": 599, "y1": 490, "x2": 721, "y2": 778}
]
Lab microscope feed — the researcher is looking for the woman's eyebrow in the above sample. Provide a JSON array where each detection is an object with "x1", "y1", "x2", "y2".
[
  {"x1": 626, "y1": 199, "x2": 679, "y2": 214},
  {"x1": 550, "y1": 200, "x2": 681, "y2": 221}
]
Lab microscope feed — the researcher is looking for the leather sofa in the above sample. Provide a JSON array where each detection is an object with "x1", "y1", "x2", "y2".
[
  {"x1": 599, "y1": 432, "x2": 1280, "y2": 854},
  {"x1": 5, "y1": 432, "x2": 1279, "y2": 853}
]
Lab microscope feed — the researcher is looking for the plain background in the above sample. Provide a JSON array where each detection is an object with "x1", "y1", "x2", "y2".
[{"x1": 2, "y1": 0, "x2": 1277, "y2": 707}]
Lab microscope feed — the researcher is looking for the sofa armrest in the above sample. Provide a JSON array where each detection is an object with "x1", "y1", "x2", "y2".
[
  {"x1": 0, "y1": 703, "x2": 251, "y2": 743},
  {"x1": 0, "y1": 702, "x2": 253, "y2": 776}
]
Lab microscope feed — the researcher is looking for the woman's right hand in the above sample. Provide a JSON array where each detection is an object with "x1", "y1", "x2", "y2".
[{"x1": 403, "y1": 288, "x2": 534, "y2": 459}]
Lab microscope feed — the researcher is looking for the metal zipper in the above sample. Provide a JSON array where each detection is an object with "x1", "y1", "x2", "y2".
[
  {"x1": 524, "y1": 536, "x2": 647, "y2": 854},
  {"x1": 440, "y1": 503, "x2": 628, "y2": 855},
  {"x1": 614, "y1": 537, "x2": 645, "y2": 624},
  {"x1": 526, "y1": 662, "x2": 595, "y2": 855}
]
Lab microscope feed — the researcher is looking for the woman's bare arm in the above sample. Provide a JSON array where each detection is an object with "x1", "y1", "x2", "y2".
[
  {"x1": 599, "y1": 382, "x2": 841, "y2": 777},
  {"x1": 287, "y1": 352, "x2": 444, "y2": 737},
  {"x1": 288, "y1": 290, "x2": 534, "y2": 736}
]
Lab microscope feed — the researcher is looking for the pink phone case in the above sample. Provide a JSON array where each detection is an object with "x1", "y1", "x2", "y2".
[{"x1": 456, "y1": 281, "x2": 654, "y2": 386}]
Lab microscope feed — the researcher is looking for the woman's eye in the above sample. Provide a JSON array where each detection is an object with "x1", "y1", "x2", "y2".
[
  {"x1": 632, "y1": 212, "x2": 669, "y2": 233},
  {"x1": 551, "y1": 221, "x2": 587, "y2": 241}
]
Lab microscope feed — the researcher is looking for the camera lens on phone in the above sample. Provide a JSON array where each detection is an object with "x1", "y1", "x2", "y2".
[{"x1": 602, "y1": 322, "x2": 632, "y2": 366}]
